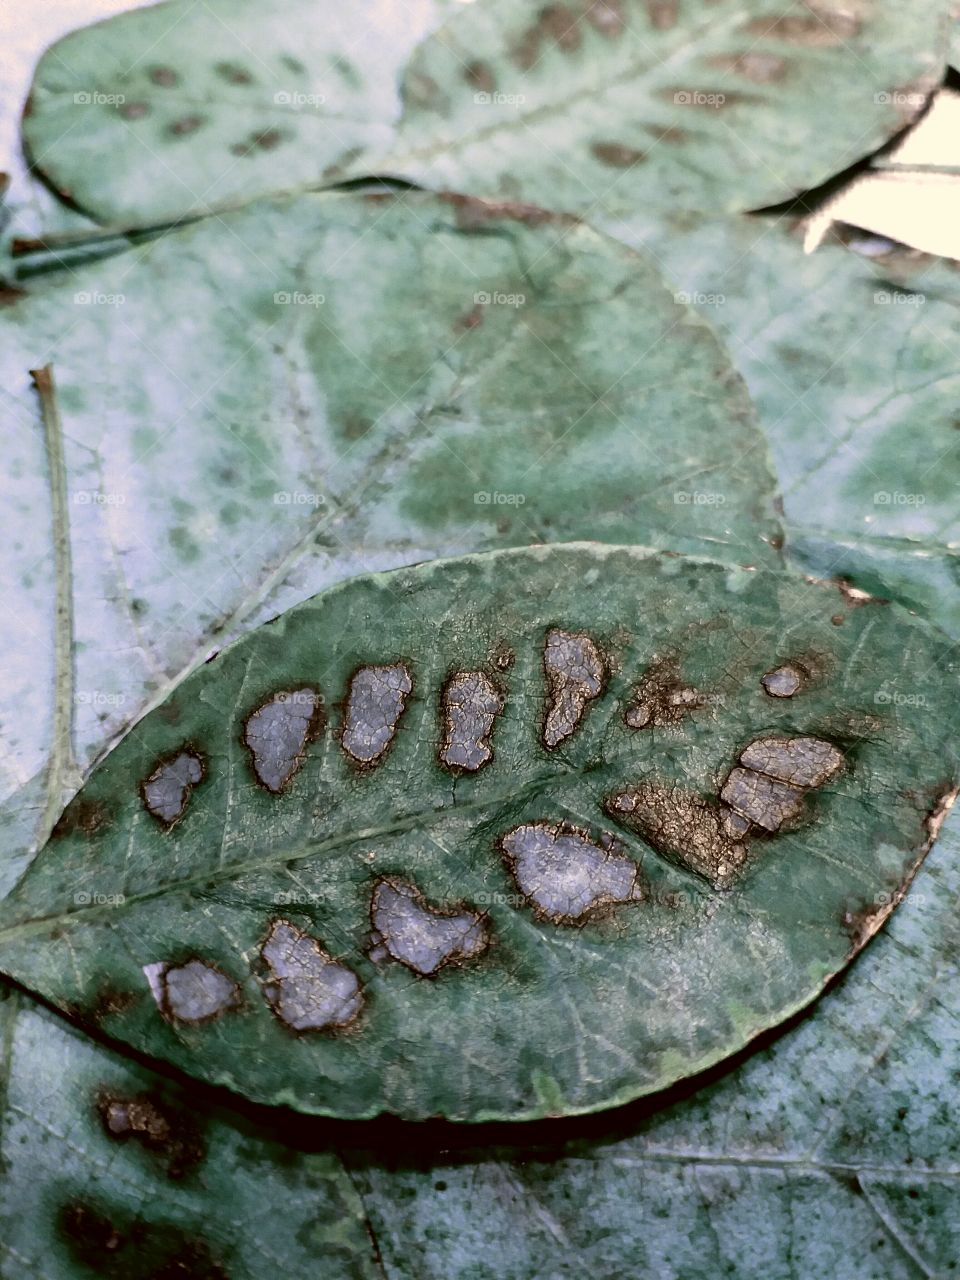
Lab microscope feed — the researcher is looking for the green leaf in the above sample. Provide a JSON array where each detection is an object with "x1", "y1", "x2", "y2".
[
  {"x1": 0, "y1": 189, "x2": 781, "y2": 892},
  {"x1": 21, "y1": 0, "x2": 950, "y2": 226},
  {"x1": 604, "y1": 211, "x2": 960, "y2": 638},
  {"x1": 0, "y1": 991, "x2": 380, "y2": 1279},
  {"x1": 347, "y1": 798, "x2": 960, "y2": 1279},
  {"x1": 20, "y1": 0, "x2": 449, "y2": 226},
  {"x1": 0, "y1": 543, "x2": 955, "y2": 1121}
]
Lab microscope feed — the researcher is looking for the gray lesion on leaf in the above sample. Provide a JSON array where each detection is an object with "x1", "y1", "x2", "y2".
[
  {"x1": 144, "y1": 959, "x2": 240, "y2": 1025},
  {"x1": 439, "y1": 670, "x2": 504, "y2": 772},
  {"x1": 761, "y1": 664, "x2": 804, "y2": 698},
  {"x1": 369, "y1": 878, "x2": 489, "y2": 975},
  {"x1": 242, "y1": 686, "x2": 323, "y2": 792},
  {"x1": 738, "y1": 735, "x2": 844, "y2": 788},
  {"x1": 625, "y1": 656, "x2": 706, "y2": 729},
  {"x1": 140, "y1": 749, "x2": 204, "y2": 827},
  {"x1": 608, "y1": 735, "x2": 846, "y2": 887},
  {"x1": 542, "y1": 628, "x2": 606, "y2": 749},
  {"x1": 341, "y1": 663, "x2": 413, "y2": 765},
  {"x1": 260, "y1": 919, "x2": 363, "y2": 1031},
  {"x1": 500, "y1": 822, "x2": 644, "y2": 923},
  {"x1": 605, "y1": 785, "x2": 749, "y2": 890}
]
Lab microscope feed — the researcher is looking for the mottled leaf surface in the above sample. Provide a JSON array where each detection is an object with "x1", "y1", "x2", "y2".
[
  {"x1": 0, "y1": 544, "x2": 954, "y2": 1121},
  {"x1": 0, "y1": 189, "x2": 779, "y2": 890},
  {"x1": 20, "y1": 0, "x2": 448, "y2": 225},
  {"x1": 606, "y1": 211, "x2": 960, "y2": 637},
  {"x1": 0, "y1": 992, "x2": 379, "y2": 1280}
]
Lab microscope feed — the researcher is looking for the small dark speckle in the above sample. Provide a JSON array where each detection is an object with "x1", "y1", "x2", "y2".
[
  {"x1": 149, "y1": 66, "x2": 180, "y2": 87},
  {"x1": 464, "y1": 61, "x2": 496, "y2": 94},
  {"x1": 231, "y1": 128, "x2": 286, "y2": 156},
  {"x1": 168, "y1": 115, "x2": 205, "y2": 137},
  {"x1": 591, "y1": 141, "x2": 646, "y2": 168},
  {"x1": 215, "y1": 61, "x2": 254, "y2": 85},
  {"x1": 831, "y1": 614, "x2": 845, "y2": 626}
]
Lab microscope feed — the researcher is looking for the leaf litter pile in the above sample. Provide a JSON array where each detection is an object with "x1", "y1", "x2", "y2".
[{"x1": 1, "y1": 2, "x2": 960, "y2": 1277}]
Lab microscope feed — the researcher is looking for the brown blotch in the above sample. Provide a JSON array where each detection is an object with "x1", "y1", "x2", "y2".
[
  {"x1": 707, "y1": 52, "x2": 788, "y2": 82},
  {"x1": 96, "y1": 1089, "x2": 206, "y2": 1179},
  {"x1": 647, "y1": 123, "x2": 689, "y2": 145},
  {"x1": 743, "y1": 11, "x2": 860, "y2": 46},
  {"x1": 215, "y1": 61, "x2": 254, "y2": 85},
  {"x1": 51, "y1": 797, "x2": 108, "y2": 840},
  {"x1": 645, "y1": 0, "x2": 678, "y2": 28},
  {"x1": 86, "y1": 986, "x2": 138, "y2": 1024},
  {"x1": 231, "y1": 128, "x2": 286, "y2": 156},
  {"x1": 58, "y1": 1201, "x2": 229, "y2": 1280},
  {"x1": 624, "y1": 656, "x2": 707, "y2": 729},
  {"x1": 168, "y1": 114, "x2": 205, "y2": 137},
  {"x1": 0, "y1": 285, "x2": 26, "y2": 307},
  {"x1": 119, "y1": 101, "x2": 151, "y2": 120},
  {"x1": 440, "y1": 191, "x2": 574, "y2": 231},
  {"x1": 831, "y1": 613, "x2": 845, "y2": 626},
  {"x1": 584, "y1": 0, "x2": 625, "y2": 36},
  {"x1": 606, "y1": 783, "x2": 749, "y2": 889},
  {"x1": 464, "y1": 61, "x2": 496, "y2": 94},
  {"x1": 454, "y1": 304, "x2": 485, "y2": 334},
  {"x1": 149, "y1": 66, "x2": 179, "y2": 87},
  {"x1": 511, "y1": 4, "x2": 582, "y2": 70},
  {"x1": 591, "y1": 141, "x2": 646, "y2": 168}
]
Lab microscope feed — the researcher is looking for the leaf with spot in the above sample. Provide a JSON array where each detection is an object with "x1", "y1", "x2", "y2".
[
  {"x1": 0, "y1": 543, "x2": 955, "y2": 1121},
  {"x1": 19, "y1": 0, "x2": 953, "y2": 228},
  {"x1": 0, "y1": 187, "x2": 780, "y2": 896},
  {"x1": 19, "y1": 0, "x2": 451, "y2": 226},
  {"x1": 0, "y1": 992, "x2": 381, "y2": 1280},
  {"x1": 602, "y1": 210, "x2": 960, "y2": 641}
]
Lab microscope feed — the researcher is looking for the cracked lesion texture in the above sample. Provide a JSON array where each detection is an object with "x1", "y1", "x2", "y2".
[
  {"x1": 738, "y1": 735, "x2": 844, "y2": 788},
  {"x1": 761, "y1": 664, "x2": 803, "y2": 698},
  {"x1": 141, "y1": 750, "x2": 203, "y2": 826},
  {"x1": 243, "y1": 686, "x2": 322, "y2": 792},
  {"x1": 605, "y1": 785, "x2": 748, "y2": 889},
  {"x1": 144, "y1": 959, "x2": 239, "y2": 1024},
  {"x1": 341, "y1": 663, "x2": 412, "y2": 764},
  {"x1": 542, "y1": 628, "x2": 605, "y2": 748},
  {"x1": 625, "y1": 657, "x2": 705, "y2": 729},
  {"x1": 370, "y1": 878, "x2": 488, "y2": 975},
  {"x1": 720, "y1": 768, "x2": 805, "y2": 832},
  {"x1": 501, "y1": 822, "x2": 643, "y2": 922},
  {"x1": 261, "y1": 920, "x2": 363, "y2": 1030},
  {"x1": 440, "y1": 671, "x2": 504, "y2": 771}
]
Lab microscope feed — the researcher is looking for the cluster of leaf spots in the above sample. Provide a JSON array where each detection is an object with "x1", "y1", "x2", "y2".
[
  {"x1": 125, "y1": 621, "x2": 862, "y2": 1034},
  {"x1": 608, "y1": 734, "x2": 845, "y2": 888}
]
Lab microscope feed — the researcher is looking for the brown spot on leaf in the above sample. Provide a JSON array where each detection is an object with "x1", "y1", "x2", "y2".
[
  {"x1": 215, "y1": 61, "x2": 254, "y2": 85},
  {"x1": 464, "y1": 61, "x2": 496, "y2": 94},
  {"x1": 584, "y1": 0, "x2": 625, "y2": 36},
  {"x1": 168, "y1": 115, "x2": 205, "y2": 137},
  {"x1": 743, "y1": 9, "x2": 860, "y2": 46},
  {"x1": 51, "y1": 797, "x2": 108, "y2": 840},
  {"x1": 231, "y1": 128, "x2": 286, "y2": 156},
  {"x1": 591, "y1": 141, "x2": 646, "y2": 168},
  {"x1": 96, "y1": 1089, "x2": 206, "y2": 1179},
  {"x1": 454, "y1": 304, "x2": 485, "y2": 333},
  {"x1": 149, "y1": 66, "x2": 179, "y2": 87},
  {"x1": 440, "y1": 191, "x2": 574, "y2": 230},
  {"x1": 624, "y1": 656, "x2": 708, "y2": 729},
  {"x1": 511, "y1": 4, "x2": 583, "y2": 70},
  {"x1": 58, "y1": 1200, "x2": 229, "y2": 1279},
  {"x1": 645, "y1": 0, "x2": 678, "y2": 28},
  {"x1": 606, "y1": 783, "x2": 748, "y2": 889}
]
